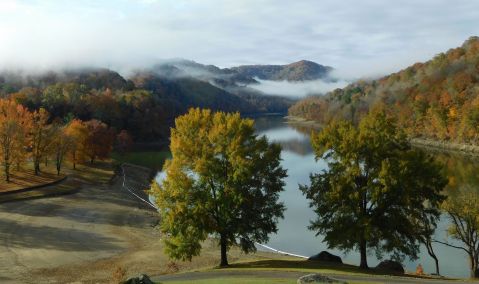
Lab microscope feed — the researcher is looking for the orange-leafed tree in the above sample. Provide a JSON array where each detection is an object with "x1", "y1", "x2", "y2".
[
  {"x1": 64, "y1": 119, "x2": 88, "y2": 169},
  {"x1": 0, "y1": 99, "x2": 32, "y2": 182},
  {"x1": 84, "y1": 120, "x2": 115, "y2": 164},
  {"x1": 30, "y1": 108, "x2": 54, "y2": 175}
]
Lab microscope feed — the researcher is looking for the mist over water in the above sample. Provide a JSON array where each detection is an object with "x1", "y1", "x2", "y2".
[{"x1": 247, "y1": 78, "x2": 349, "y2": 98}]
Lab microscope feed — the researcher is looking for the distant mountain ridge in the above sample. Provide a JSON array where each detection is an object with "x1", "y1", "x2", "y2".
[
  {"x1": 228, "y1": 60, "x2": 333, "y2": 81},
  {"x1": 0, "y1": 59, "x2": 330, "y2": 136}
]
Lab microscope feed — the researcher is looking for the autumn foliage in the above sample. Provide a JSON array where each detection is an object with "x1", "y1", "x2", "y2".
[
  {"x1": 289, "y1": 37, "x2": 479, "y2": 144},
  {"x1": 0, "y1": 98, "x2": 122, "y2": 181}
]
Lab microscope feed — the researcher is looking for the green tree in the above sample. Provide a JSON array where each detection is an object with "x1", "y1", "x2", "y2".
[
  {"x1": 151, "y1": 108, "x2": 287, "y2": 267},
  {"x1": 300, "y1": 109, "x2": 447, "y2": 269}
]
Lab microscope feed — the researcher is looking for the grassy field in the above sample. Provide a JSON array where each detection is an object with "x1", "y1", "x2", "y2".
[
  {"x1": 153, "y1": 257, "x2": 451, "y2": 284},
  {"x1": 0, "y1": 166, "x2": 65, "y2": 193},
  {"x1": 111, "y1": 151, "x2": 171, "y2": 170},
  {"x1": 0, "y1": 161, "x2": 113, "y2": 203},
  {"x1": 159, "y1": 278, "x2": 297, "y2": 284}
]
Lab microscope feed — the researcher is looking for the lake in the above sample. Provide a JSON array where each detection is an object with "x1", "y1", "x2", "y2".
[
  {"x1": 155, "y1": 115, "x2": 479, "y2": 278},
  {"x1": 254, "y1": 115, "x2": 478, "y2": 278}
]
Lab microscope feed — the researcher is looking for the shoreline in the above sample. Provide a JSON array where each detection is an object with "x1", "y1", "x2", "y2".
[
  {"x1": 285, "y1": 115, "x2": 479, "y2": 157},
  {"x1": 410, "y1": 138, "x2": 479, "y2": 157}
]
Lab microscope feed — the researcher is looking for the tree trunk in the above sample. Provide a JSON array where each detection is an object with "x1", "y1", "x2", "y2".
[
  {"x1": 470, "y1": 253, "x2": 478, "y2": 278},
  {"x1": 34, "y1": 162, "x2": 40, "y2": 176},
  {"x1": 220, "y1": 233, "x2": 228, "y2": 267},
  {"x1": 359, "y1": 240, "x2": 368, "y2": 269},
  {"x1": 5, "y1": 162, "x2": 9, "y2": 183},
  {"x1": 425, "y1": 239, "x2": 440, "y2": 275}
]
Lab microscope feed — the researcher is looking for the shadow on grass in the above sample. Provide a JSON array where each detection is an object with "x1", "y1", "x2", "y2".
[{"x1": 224, "y1": 259, "x2": 439, "y2": 279}]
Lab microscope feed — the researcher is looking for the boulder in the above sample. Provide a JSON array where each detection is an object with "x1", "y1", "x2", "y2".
[
  {"x1": 375, "y1": 260, "x2": 404, "y2": 274},
  {"x1": 122, "y1": 274, "x2": 154, "y2": 284},
  {"x1": 307, "y1": 251, "x2": 342, "y2": 264},
  {"x1": 297, "y1": 273, "x2": 347, "y2": 284}
]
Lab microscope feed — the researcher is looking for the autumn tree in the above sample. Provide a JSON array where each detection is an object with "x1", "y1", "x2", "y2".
[
  {"x1": 84, "y1": 119, "x2": 115, "y2": 164},
  {"x1": 440, "y1": 189, "x2": 479, "y2": 278},
  {"x1": 51, "y1": 124, "x2": 73, "y2": 175},
  {"x1": 64, "y1": 119, "x2": 88, "y2": 169},
  {"x1": 0, "y1": 99, "x2": 32, "y2": 182},
  {"x1": 151, "y1": 108, "x2": 287, "y2": 267},
  {"x1": 300, "y1": 108, "x2": 447, "y2": 269},
  {"x1": 30, "y1": 108, "x2": 54, "y2": 175}
]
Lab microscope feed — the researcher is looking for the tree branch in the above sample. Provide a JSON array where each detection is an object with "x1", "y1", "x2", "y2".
[{"x1": 432, "y1": 239, "x2": 469, "y2": 253}]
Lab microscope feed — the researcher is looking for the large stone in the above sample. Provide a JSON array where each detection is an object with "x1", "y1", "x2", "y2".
[
  {"x1": 307, "y1": 251, "x2": 342, "y2": 264},
  {"x1": 122, "y1": 274, "x2": 154, "y2": 284},
  {"x1": 297, "y1": 273, "x2": 347, "y2": 284},
  {"x1": 375, "y1": 260, "x2": 404, "y2": 274}
]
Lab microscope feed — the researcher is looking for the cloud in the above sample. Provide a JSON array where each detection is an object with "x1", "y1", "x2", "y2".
[
  {"x1": 248, "y1": 79, "x2": 349, "y2": 98},
  {"x1": 0, "y1": 0, "x2": 477, "y2": 77}
]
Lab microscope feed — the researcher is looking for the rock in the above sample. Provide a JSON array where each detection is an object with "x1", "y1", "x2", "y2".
[
  {"x1": 307, "y1": 251, "x2": 342, "y2": 264},
  {"x1": 375, "y1": 260, "x2": 404, "y2": 274},
  {"x1": 297, "y1": 273, "x2": 347, "y2": 284},
  {"x1": 122, "y1": 277, "x2": 139, "y2": 284},
  {"x1": 122, "y1": 274, "x2": 154, "y2": 284}
]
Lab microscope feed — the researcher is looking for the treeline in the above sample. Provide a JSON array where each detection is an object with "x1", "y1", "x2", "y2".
[
  {"x1": 0, "y1": 67, "x2": 293, "y2": 146},
  {"x1": 289, "y1": 36, "x2": 479, "y2": 144},
  {"x1": 0, "y1": 98, "x2": 128, "y2": 181},
  {"x1": 5, "y1": 80, "x2": 177, "y2": 143}
]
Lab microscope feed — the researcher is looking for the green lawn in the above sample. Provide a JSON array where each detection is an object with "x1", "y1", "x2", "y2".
[
  {"x1": 158, "y1": 278, "x2": 296, "y2": 284},
  {"x1": 111, "y1": 151, "x2": 171, "y2": 170}
]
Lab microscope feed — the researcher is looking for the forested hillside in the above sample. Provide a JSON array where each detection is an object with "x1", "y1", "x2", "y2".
[
  {"x1": 0, "y1": 66, "x2": 292, "y2": 144},
  {"x1": 289, "y1": 37, "x2": 479, "y2": 144},
  {"x1": 228, "y1": 60, "x2": 332, "y2": 81}
]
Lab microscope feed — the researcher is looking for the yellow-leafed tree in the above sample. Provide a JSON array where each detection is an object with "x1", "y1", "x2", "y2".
[
  {"x1": 64, "y1": 119, "x2": 88, "y2": 169},
  {"x1": 151, "y1": 108, "x2": 287, "y2": 267}
]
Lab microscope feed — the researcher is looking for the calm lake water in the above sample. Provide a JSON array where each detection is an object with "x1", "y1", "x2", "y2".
[
  {"x1": 254, "y1": 115, "x2": 479, "y2": 278},
  {"x1": 155, "y1": 115, "x2": 479, "y2": 278}
]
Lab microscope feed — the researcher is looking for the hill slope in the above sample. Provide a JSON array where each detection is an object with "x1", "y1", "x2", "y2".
[
  {"x1": 228, "y1": 60, "x2": 333, "y2": 81},
  {"x1": 289, "y1": 37, "x2": 479, "y2": 144}
]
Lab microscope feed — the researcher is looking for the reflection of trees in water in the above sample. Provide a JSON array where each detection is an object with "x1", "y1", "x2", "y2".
[
  {"x1": 433, "y1": 152, "x2": 479, "y2": 195},
  {"x1": 254, "y1": 116, "x2": 315, "y2": 156},
  {"x1": 254, "y1": 116, "x2": 286, "y2": 133},
  {"x1": 288, "y1": 123, "x2": 321, "y2": 136},
  {"x1": 278, "y1": 138, "x2": 313, "y2": 156}
]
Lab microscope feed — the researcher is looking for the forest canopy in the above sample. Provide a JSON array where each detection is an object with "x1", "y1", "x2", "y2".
[{"x1": 289, "y1": 37, "x2": 479, "y2": 144}]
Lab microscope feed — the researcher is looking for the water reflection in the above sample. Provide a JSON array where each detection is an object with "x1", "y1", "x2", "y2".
[{"x1": 256, "y1": 115, "x2": 477, "y2": 279}]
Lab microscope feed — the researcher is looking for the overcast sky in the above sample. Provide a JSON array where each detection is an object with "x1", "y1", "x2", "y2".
[{"x1": 0, "y1": 0, "x2": 478, "y2": 77}]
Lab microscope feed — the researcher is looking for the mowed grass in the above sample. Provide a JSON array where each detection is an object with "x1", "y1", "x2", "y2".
[
  {"x1": 111, "y1": 151, "x2": 171, "y2": 170},
  {"x1": 0, "y1": 161, "x2": 114, "y2": 203},
  {"x1": 0, "y1": 167, "x2": 65, "y2": 193},
  {"x1": 158, "y1": 278, "x2": 296, "y2": 284}
]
